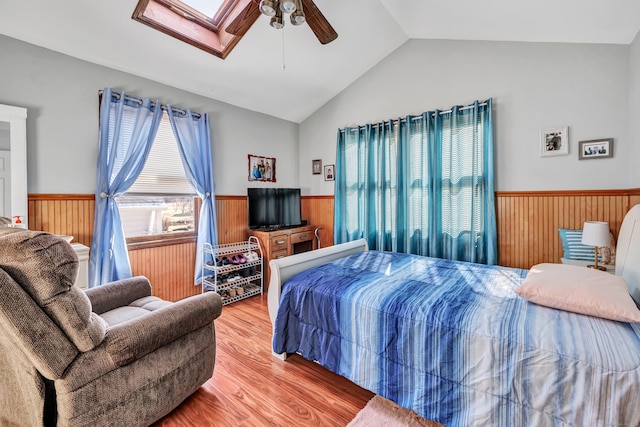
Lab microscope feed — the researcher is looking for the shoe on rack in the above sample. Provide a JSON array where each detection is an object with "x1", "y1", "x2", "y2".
[{"x1": 230, "y1": 254, "x2": 247, "y2": 264}]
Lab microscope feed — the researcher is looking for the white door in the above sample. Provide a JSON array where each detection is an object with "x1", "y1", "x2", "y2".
[{"x1": 0, "y1": 150, "x2": 10, "y2": 218}]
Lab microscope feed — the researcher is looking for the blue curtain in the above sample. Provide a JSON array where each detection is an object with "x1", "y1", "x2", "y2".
[
  {"x1": 89, "y1": 88, "x2": 162, "y2": 287},
  {"x1": 166, "y1": 106, "x2": 218, "y2": 285},
  {"x1": 335, "y1": 99, "x2": 496, "y2": 265}
]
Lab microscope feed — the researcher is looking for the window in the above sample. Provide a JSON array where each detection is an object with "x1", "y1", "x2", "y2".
[
  {"x1": 335, "y1": 100, "x2": 495, "y2": 263},
  {"x1": 116, "y1": 112, "x2": 197, "y2": 240},
  {"x1": 132, "y1": 0, "x2": 250, "y2": 59},
  {"x1": 439, "y1": 116, "x2": 485, "y2": 239}
]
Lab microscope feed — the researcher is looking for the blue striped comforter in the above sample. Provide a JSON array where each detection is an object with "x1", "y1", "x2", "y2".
[{"x1": 273, "y1": 251, "x2": 640, "y2": 426}]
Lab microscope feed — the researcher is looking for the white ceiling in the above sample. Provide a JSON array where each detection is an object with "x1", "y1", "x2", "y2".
[{"x1": 0, "y1": 0, "x2": 639, "y2": 123}]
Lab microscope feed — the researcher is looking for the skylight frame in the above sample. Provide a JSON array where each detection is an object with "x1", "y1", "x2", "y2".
[{"x1": 132, "y1": 0, "x2": 254, "y2": 59}]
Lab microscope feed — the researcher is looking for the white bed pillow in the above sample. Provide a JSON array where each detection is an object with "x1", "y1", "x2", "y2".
[{"x1": 515, "y1": 263, "x2": 640, "y2": 323}]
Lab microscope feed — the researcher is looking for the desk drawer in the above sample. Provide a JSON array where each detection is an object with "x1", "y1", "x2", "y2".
[
  {"x1": 271, "y1": 249, "x2": 288, "y2": 260},
  {"x1": 291, "y1": 231, "x2": 313, "y2": 243},
  {"x1": 270, "y1": 235, "x2": 289, "y2": 251}
]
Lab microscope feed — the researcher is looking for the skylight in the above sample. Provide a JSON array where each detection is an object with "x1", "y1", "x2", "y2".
[{"x1": 180, "y1": 0, "x2": 224, "y2": 19}]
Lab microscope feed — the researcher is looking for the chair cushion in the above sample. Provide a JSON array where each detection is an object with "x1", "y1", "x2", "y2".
[
  {"x1": 0, "y1": 228, "x2": 107, "y2": 351},
  {"x1": 100, "y1": 296, "x2": 173, "y2": 327}
]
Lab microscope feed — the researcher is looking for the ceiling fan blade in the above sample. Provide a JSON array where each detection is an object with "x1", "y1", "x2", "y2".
[
  {"x1": 301, "y1": 0, "x2": 338, "y2": 45},
  {"x1": 225, "y1": 0, "x2": 261, "y2": 36}
]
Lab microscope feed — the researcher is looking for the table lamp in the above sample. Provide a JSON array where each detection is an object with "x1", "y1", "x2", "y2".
[{"x1": 581, "y1": 221, "x2": 609, "y2": 271}]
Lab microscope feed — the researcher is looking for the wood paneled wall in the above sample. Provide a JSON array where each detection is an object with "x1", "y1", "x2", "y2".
[
  {"x1": 128, "y1": 242, "x2": 200, "y2": 301},
  {"x1": 28, "y1": 190, "x2": 640, "y2": 301},
  {"x1": 215, "y1": 195, "x2": 248, "y2": 244},
  {"x1": 26, "y1": 194, "x2": 334, "y2": 301},
  {"x1": 28, "y1": 194, "x2": 94, "y2": 247},
  {"x1": 497, "y1": 190, "x2": 640, "y2": 269},
  {"x1": 301, "y1": 196, "x2": 334, "y2": 248}
]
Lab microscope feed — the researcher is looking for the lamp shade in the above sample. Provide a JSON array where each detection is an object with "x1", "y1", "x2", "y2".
[{"x1": 581, "y1": 221, "x2": 610, "y2": 247}]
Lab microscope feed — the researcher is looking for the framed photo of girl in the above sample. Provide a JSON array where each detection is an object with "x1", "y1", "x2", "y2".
[
  {"x1": 324, "y1": 164, "x2": 335, "y2": 181},
  {"x1": 248, "y1": 154, "x2": 276, "y2": 182}
]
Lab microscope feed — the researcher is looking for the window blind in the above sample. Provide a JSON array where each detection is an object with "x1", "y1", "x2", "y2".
[{"x1": 127, "y1": 113, "x2": 194, "y2": 195}]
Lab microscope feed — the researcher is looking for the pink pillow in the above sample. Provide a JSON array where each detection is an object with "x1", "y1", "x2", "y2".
[{"x1": 515, "y1": 263, "x2": 640, "y2": 322}]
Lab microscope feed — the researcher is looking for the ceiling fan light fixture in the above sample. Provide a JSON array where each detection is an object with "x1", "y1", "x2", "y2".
[
  {"x1": 270, "y1": 7, "x2": 285, "y2": 29},
  {"x1": 280, "y1": 0, "x2": 296, "y2": 14},
  {"x1": 290, "y1": 0, "x2": 305, "y2": 25},
  {"x1": 259, "y1": 0, "x2": 277, "y2": 17},
  {"x1": 290, "y1": 10, "x2": 305, "y2": 26}
]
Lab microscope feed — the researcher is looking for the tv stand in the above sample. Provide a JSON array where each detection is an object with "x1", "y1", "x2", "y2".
[{"x1": 246, "y1": 224, "x2": 318, "y2": 291}]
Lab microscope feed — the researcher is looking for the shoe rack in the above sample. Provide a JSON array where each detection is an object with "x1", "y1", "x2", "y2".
[{"x1": 202, "y1": 236, "x2": 263, "y2": 305}]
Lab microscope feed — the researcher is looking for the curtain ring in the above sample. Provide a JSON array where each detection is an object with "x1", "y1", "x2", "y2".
[
  {"x1": 205, "y1": 192, "x2": 211, "y2": 198},
  {"x1": 99, "y1": 192, "x2": 111, "y2": 198}
]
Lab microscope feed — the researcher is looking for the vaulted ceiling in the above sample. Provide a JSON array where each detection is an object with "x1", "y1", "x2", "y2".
[{"x1": 0, "y1": 0, "x2": 639, "y2": 123}]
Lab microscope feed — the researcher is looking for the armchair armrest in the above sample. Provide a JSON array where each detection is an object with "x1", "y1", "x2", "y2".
[
  {"x1": 104, "y1": 292, "x2": 223, "y2": 367},
  {"x1": 85, "y1": 276, "x2": 152, "y2": 315}
]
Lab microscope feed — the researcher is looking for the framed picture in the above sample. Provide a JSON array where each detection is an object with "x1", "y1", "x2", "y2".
[
  {"x1": 540, "y1": 127, "x2": 569, "y2": 157},
  {"x1": 248, "y1": 154, "x2": 276, "y2": 182},
  {"x1": 324, "y1": 164, "x2": 335, "y2": 181},
  {"x1": 312, "y1": 159, "x2": 322, "y2": 175},
  {"x1": 579, "y1": 138, "x2": 613, "y2": 160}
]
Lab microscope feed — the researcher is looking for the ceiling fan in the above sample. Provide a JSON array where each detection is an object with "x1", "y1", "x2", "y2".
[{"x1": 226, "y1": 0, "x2": 338, "y2": 45}]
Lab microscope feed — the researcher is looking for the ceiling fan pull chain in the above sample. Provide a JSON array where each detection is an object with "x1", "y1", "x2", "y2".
[{"x1": 282, "y1": 26, "x2": 286, "y2": 71}]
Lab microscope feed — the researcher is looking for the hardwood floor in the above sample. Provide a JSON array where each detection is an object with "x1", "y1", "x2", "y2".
[{"x1": 153, "y1": 294, "x2": 374, "y2": 426}]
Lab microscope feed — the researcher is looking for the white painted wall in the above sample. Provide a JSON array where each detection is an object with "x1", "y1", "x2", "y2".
[
  {"x1": 0, "y1": 35, "x2": 299, "y2": 196},
  {"x1": 300, "y1": 39, "x2": 631, "y2": 194},
  {"x1": 1, "y1": 34, "x2": 636, "y2": 197},
  {"x1": 630, "y1": 32, "x2": 640, "y2": 187}
]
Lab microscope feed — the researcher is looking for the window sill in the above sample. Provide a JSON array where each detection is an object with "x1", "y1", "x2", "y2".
[{"x1": 127, "y1": 233, "x2": 197, "y2": 251}]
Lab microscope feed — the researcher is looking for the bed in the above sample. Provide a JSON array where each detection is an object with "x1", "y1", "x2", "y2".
[{"x1": 267, "y1": 205, "x2": 640, "y2": 427}]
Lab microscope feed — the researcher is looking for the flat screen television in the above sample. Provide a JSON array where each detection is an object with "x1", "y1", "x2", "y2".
[{"x1": 247, "y1": 188, "x2": 302, "y2": 230}]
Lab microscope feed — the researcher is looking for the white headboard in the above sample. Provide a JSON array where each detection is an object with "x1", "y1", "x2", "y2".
[{"x1": 616, "y1": 204, "x2": 640, "y2": 303}]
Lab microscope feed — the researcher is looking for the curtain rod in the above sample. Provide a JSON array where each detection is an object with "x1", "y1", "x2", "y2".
[
  {"x1": 341, "y1": 101, "x2": 488, "y2": 132},
  {"x1": 99, "y1": 90, "x2": 202, "y2": 119}
]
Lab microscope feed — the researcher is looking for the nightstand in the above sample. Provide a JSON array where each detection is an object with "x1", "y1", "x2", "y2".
[
  {"x1": 560, "y1": 258, "x2": 616, "y2": 273},
  {"x1": 70, "y1": 243, "x2": 90, "y2": 289}
]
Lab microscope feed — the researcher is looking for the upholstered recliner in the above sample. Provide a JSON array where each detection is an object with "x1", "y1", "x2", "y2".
[{"x1": 0, "y1": 228, "x2": 223, "y2": 426}]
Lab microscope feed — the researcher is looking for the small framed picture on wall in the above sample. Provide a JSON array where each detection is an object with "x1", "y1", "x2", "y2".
[
  {"x1": 248, "y1": 154, "x2": 276, "y2": 182},
  {"x1": 579, "y1": 138, "x2": 613, "y2": 160},
  {"x1": 312, "y1": 159, "x2": 322, "y2": 175},
  {"x1": 324, "y1": 164, "x2": 335, "y2": 181},
  {"x1": 540, "y1": 127, "x2": 569, "y2": 157}
]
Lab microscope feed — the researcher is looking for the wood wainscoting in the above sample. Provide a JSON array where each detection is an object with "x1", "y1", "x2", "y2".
[
  {"x1": 28, "y1": 194, "x2": 95, "y2": 247},
  {"x1": 27, "y1": 194, "x2": 335, "y2": 301},
  {"x1": 28, "y1": 190, "x2": 640, "y2": 301},
  {"x1": 301, "y1": 195, "x2": 334, "y2": 249},
  {"x1": 497, "y1": 189, "x2": 640, "y2": 269}
]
